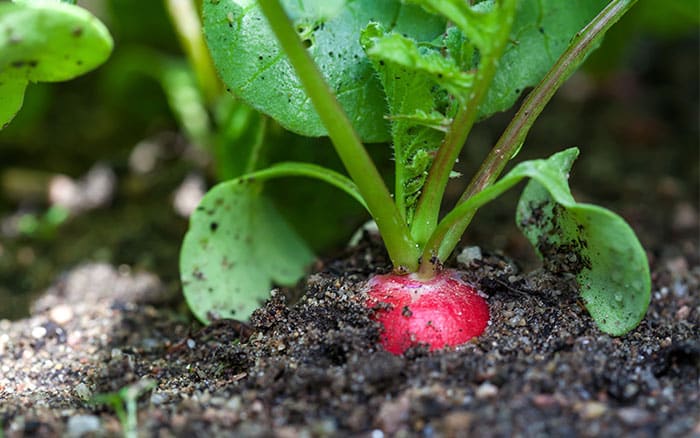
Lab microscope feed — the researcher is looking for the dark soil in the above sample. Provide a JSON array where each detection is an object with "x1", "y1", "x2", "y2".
[{"x1": 1, "y1": 223, "x2": 698, "y2": 437}]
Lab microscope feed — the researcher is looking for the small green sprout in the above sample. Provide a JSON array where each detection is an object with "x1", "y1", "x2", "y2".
[{"x1": 91, "y1": 379, "x2": 157, "y2": 438}]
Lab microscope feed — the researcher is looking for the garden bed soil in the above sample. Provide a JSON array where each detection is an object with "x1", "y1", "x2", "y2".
[
  {"x1": 0, "y1": 224, "x2": 698, "y2": 437},
  {"x1": 1, "y1": 37, "x2": 699, "y2": 437}
]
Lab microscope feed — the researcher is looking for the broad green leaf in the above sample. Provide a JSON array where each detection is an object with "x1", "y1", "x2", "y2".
[
  {"x1": 428, "y1": 148, "x2": 650, "y2": 335},
  {"x1": 480, "y1": 0, "x2": 608, "y2": 117},
  {"x1": 0, "y1": 77, "x2": 27, "y2": 129},
  {"x1": 180, "y1": 162, "x2": 364, "y2": 323},
  {"x1": 1, "y1": 0, "x2": 112, "y2": 81},
  {"x1": 360, "y1": 24, "x2": 446, "y2": 222},
  {"x1": 405, "y1": 0, "x2": 502, "y2": 55},
  {"x1": 203, "y1": 0, "x2": 444, "y2": 142},
  {"x1": 262, "y1": 134, "x2": 375, "y2": 250},
  {"x1": 181, "y1": 180, "x2": 314, "y2": 323},
  {"x1": 362, "y1": 26, "x2": 475, "y2": 98},
  {"x1": 0, "y1": 0, "x2": 113, "y2": 127},
  {"x1": 516, "y1": 152, "x2": 651, "y2": 336}
]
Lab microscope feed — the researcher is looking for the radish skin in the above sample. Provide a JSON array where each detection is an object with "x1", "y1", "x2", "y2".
[{"x1": 366, "y1": 269, "x2": 489, "y2": 354}]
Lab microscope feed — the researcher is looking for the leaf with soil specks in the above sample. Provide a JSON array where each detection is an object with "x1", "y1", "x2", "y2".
[
  {"x1": 203, "y1": 0, "x2": 444, "y2": 142},
  {"x1": 180, "y1": 179, "x2": 314, "y2": 323},
  {"x1": 431, "y1": 148, "x2": 650, "y2": 335},
  {"x1": 0, "y1": 1, "x2": 113, "y2": 128},
  {"x1": 180, "y1": 162, "x2": 361, "y2": 323},
  {"x1": 516, "y1": 149, "x2": 651, "y2": 336}
]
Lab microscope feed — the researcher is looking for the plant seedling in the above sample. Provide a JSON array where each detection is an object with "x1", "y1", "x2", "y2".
[
  {"x1": 182, "y1": 0, "x2": 650, "y2": 354},
  {"x1": 91, "y1": 379, "x2": 156, "y2": 438}
]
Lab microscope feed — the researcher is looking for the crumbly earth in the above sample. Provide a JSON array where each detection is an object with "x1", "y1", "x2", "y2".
[{"x1": 1, "y1": 226, "x2": 698, "y2": 437}]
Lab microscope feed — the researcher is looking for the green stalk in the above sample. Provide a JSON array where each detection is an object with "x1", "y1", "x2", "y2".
[
  {"x1": 413, "y1": 0, "x2": 516, "y2": 277},
  {"x1": 165, "y1": 0, "x2": 221, "y2": 105},
  {"x1": 258, "y1": 0, "x2": 420, "y2": 272},
  {"x1": 429, "y1": 0, "x2": 639, "y2": 263}
]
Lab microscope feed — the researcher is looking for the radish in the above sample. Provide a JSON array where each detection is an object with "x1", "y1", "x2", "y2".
[
  {"x1": 365, "y1": 269, "x2": 489, "y2": 354},
  {"x1": 182, "y1": 0, "x2": 651, "y2": 348}
]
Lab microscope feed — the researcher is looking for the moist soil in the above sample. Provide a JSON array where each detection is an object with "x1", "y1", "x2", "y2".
[
  {"x1": 1, "y1": 38, "x2": 699, "y2": 438},
  {"x1": 0, "y1": 226, "x2": 698, "y2": 437}
]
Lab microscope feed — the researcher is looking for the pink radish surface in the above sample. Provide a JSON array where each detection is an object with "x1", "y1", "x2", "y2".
[{"x1": 366, "y1": 269, "x2": 489, "y2": 354}]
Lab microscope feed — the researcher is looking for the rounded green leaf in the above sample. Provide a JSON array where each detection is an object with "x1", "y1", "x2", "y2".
[
  {"x1": 516, "y1": 150, "x2": 651, "y2": 335},
  {"x1": 180, "y1": 179, "x2": 315, "y2": 323},
  {"x1": 0, "y1": 0, "x2": 113, "y2": 127},
  {"x1": 0, "y1": 76, "x2": 28, "y2": 129},
  {"x1": 0, "y1": 1, "x2": 113, "y2": 82},
  {"x1": 203, "y1": 0, "x2": 444, "y2": 142},
  {"x1": 428, "y1": 148, "x2": 650, "y2": 335}
]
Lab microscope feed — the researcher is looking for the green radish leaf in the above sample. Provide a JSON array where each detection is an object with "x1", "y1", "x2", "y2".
[
  {"x1": 405, "y1": 0, "x2": 609, "y2": 118},
  {"x1": 362, "y1": 26, "x2": 475, "y2": 98},
  {"x1": 480, "y1": 0, "x2": 609, "y2": 117},
  {"x1": 181, "y1": 162, "x2": 364, "y2": 323},
  {"x1": 428, "y1": 148, "x2": 650, "y2": 335},
  {"x1": 405, "y1": 0, "x2": 502, "y2": 55},
  {"x1": 360, "y1": 23, "x2": 446, "y2": 222},
  {"x1": 203, "y1": 0, "x2": 444, "y2": 142},
  {"x1": 515, "y1": 150, "x2": 650, "y2": 336},
  {"x1": 181, "y1": 180, "x2": 314, "y2": 323},
  {"x1": 0, "y1": 77, "x2": 27, "y2": 129},
  {"x1": 0, "y1": 0, "x2": 113, "y2": 127}
]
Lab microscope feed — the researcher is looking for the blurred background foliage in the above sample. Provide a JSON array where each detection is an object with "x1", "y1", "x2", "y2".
[{"x1": 0, "y1": 0, "x2": 697, "y2": 319}]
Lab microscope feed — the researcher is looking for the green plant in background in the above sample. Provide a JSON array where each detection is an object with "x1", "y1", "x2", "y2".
[
  {"x1": 0, "y1": 0, "x2": 113, "y2": 129},
  {"x1": 91, "y1": 379, "x2": 156, "y2": 438},
  {"x1": 106, "y1": 0, "x2": 264, "y2": 181},
  {"x1": 180, "y1": 0, "x2": 651, "y2": 342}
]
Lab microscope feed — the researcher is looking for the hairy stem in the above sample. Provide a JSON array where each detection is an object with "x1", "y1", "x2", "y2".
[
  {"x1": 258, "y1": 0, "x2": 420, "y2": 271},
  {"x1": 413, "y1": 0, "x2": 517, "y2": 278},
  {"x1": 432, "y1": 0, "x2": 639, "y2": 263}
]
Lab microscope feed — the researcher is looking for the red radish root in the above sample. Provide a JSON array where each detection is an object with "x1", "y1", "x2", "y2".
[{"x1": 366, "y1": 269, "x2": 489, "y2": 354}]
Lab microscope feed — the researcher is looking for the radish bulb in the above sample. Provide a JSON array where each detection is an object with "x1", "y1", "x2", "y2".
[{"x1": 366, "y1": 269, "x2": 489, "y2": 354}]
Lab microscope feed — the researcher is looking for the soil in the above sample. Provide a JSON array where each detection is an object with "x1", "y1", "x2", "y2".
[
  {"x1": 1, "y1": 34, "x2": 699, "y2": 438},
  {"x1": 1, "y1": 229, "x2": 698, "y2": 437}
]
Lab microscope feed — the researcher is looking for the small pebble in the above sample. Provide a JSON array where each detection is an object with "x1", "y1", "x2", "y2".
[
  {"x1": 150, "y1": 392, "x2": 169, "y2": 405},
  {"x1": 442, "y1": 411, "x2": 472, "y2": 434},
  {"x1": 31, "y1": 326, "x2": 47, "y2": 339},
  {"x1": 617, "y1": 407, "x2": 653, "y2": 425},
  {"x1": 580, "y1": 401, "x2": 607, "y2": 419},
  {"x1": 532, "y1": 394, "x2": 557, "y2": 408},
  {"x1": 476, "y1": 382, "x2": 498, "y2": 399},
  {"x1": 66, "y1": 414, "x2": 100, "y2": 438},
  {"x1": 74, "y1": 382, "x2": 92, "y2": 401},
  {"x1": 457, "y1": 246, "x2": 482, "y2": 265},
  {"x1": 49, "y1": 305, "x2": 73, "y2": 324},
  {"x1": 676, "y1": 305, "x2": 690, "y2": 320}
]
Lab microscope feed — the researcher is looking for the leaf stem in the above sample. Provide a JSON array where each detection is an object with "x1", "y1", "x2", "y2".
[
  {"x1": 164, "y1": 0, "x2": 221, "y2": 104},
  {"x1": 412, "y1": 0, "x2": 516, "y2": 274},
  {"x1": 258, "y1": 0, "x2": 420, "y2": 271},
  {"x1": 432, "y1": 0, "x2": 639, "y2": 263}
]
